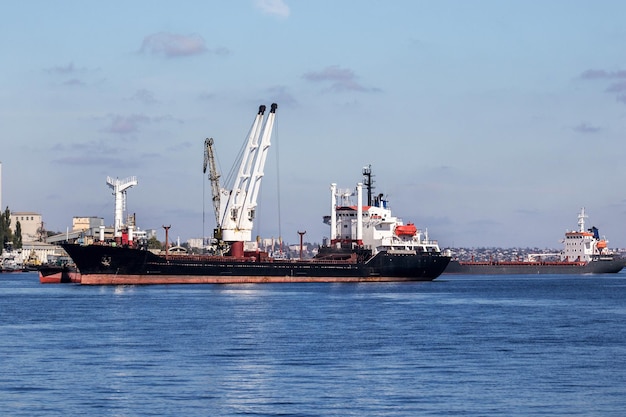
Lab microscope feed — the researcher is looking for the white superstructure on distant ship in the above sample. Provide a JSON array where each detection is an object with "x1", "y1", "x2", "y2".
[{"x1": 560, "y1": 207, "x2": 614, "y2": 262}]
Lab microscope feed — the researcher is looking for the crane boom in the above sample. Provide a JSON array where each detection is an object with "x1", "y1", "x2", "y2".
[
  {"x1": 238, "y1": 103, "x2": 277, "y2": 231},
  {"x1": 219, "y1": 103, "x2": 278, "y2": 243},
  {"x1": 203, "y1": 137, "x2": 221, "y2": 228},
  {"x1": 218, "y1": 105, "x2": 265, "y2": 233}
]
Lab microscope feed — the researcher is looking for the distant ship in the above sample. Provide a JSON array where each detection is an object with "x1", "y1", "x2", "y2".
[
  {"x1": 50, "y1": 104, "x2": 450, "y2": 285},
  {"x1": 445, "y1": 208, "x2": 624, "y2": 275}
]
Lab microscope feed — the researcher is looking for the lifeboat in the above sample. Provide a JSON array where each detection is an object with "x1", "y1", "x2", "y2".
[
  {"x1": 395, "y1": 223, "x2": 417, "y2": 237},
  {"x1": 597, "y1": 240, "x2": 607, "y2": 250}
]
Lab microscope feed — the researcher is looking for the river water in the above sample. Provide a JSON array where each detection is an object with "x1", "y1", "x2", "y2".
[{"x1": 1, "y1": 272, "x2": 625, "y2": 416}]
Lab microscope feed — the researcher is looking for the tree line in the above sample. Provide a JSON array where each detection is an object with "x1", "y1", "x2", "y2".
[{"x1": 0, "y1": 207, "x2": 22, "y2": 254}]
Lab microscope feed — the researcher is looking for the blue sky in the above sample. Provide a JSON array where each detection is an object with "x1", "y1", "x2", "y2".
[{"x1": 2, "y1": 0, "x2": 626, "y2": 248}]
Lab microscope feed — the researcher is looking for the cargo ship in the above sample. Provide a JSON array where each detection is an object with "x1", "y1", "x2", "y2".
[
  {"x1": 445, "y1": 208, "x2": 624, "y2": 274},
  {"x1": 54, "y1": 104, "x2": 451, "y2": 285}
]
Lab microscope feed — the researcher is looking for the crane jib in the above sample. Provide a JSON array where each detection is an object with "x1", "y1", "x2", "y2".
[{"x1": 203, "y1": 104, "x2": 278, "y2": 244}]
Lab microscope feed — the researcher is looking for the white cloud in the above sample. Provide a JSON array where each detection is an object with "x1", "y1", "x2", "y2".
[
  {"x1": 573, "y1": 122, "x2": 601, "y2": 134},
  {"x1": 131, "y1": 89, "x2": 158, "y2": 105},
  {"x1": 303, "y1": 65, "x2": 379, "y2": 93},
  {"x1": 139, "y1": 32, "x2": 207, "y2": 58},
  {"x1": 255, "y1": 0, "x2": 290, "y2": 18}
]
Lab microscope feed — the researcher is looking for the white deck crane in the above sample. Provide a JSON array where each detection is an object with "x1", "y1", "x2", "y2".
[
  {"x1": 106, "y1": 176, "x2": 138, "y2": 238},
  {"x1": 205, "y1": 103, "x2": 278, "y2": 257}
]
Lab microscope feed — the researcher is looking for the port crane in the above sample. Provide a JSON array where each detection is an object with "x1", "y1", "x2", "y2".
[
  {"x1": 203, "y1": 103, "x2": 278, "y2": 257},
  {"x1": 203, "y1": 137, "x2": 221, "y2": 231},
  {"x1": 106, "y1": 176, "x2": 138, "y2": 238}
]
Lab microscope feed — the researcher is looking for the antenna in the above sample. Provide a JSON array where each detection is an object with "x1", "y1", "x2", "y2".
[
  {"x1": 578, "y1": 207, "x2": 587, "y2": 233},
  {"x1": 362, "y1": 164, "x2": 374, "y2": 206}
]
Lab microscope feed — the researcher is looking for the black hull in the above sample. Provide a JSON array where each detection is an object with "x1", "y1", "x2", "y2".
[
  {"x1": 444, "y1": 258, "x2": 625, "y2": 275},
  {"x1": 61, "y1": 244, "x2": 451, "y2": 285}
]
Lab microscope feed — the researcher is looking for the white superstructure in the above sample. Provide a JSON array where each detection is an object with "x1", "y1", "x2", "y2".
[
  {"x1": 326, "y1": 167, "x2": 442, "y2": 256},
  {"x1": 560, "y1": 207, "x2": 612, "y2": 262}
]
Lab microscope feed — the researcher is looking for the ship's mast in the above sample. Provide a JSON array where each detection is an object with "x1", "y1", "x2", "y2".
[
  {"x1": 578, "y1": 207, "x2": 587, "y2": 232},
  {"x1": 330, "y1": 183, "x2": 337, "y2": 243},
  {"x1": 356, "y1": 182, "x2": 363, "y2": 245},
  {"x1": 362, "y1": 164, "x2": 374, "y2": 206}
]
